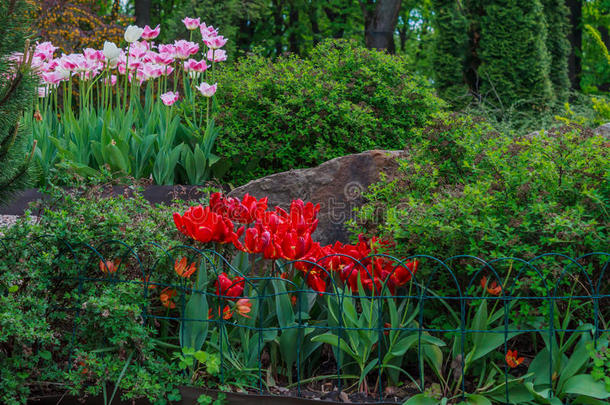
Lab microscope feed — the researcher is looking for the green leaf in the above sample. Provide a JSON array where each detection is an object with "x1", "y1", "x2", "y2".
[
  {"x1": 179, "y1": 263, "x2": 209, "y2": 351},
  {"x1": 403, "y1": 393, "x2": 442, "y2": 405},
  {"x1": 312, "y1": 333, "x2": 358, "y2": 360},
  {"x1": 557, "y1": 334, "x2": 592, "y2": 392},
  {"x1": 471, "y1": 326, "x2": 523, "y2": 362},
  {"x1": 563, "y1": 375, "x2": 610, "y2": 399},
  {"x1": 463, "y1": 394, "x2": 492, "y2": 405}
]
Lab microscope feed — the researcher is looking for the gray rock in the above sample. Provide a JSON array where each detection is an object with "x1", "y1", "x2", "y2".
[
  {"x1": 594, "y1": 123, "x2": 610, "y2": 140},
  {"x1": 228, "y1": 150, "x2": 406, "y2": 245}
]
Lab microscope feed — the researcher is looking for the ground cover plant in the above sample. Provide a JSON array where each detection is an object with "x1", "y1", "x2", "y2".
[{"x1": 1, "y1": 191, "x2": 608, "y2": 404}]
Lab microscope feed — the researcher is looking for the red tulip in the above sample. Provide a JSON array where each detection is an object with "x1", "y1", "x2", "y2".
[
  {"x1": 481, "y1": 276, "x2": 502, "y2": 296},
  {"x1": 506, "y1": 349, "x2": 524, "y2": 368},
  {"x1": 215, "y1": 272, "x2": 245, "y2": 300}
]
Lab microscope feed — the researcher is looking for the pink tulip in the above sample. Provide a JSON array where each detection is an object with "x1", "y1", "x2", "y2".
[
  {"x1": 162, "y1": 65, "x2": 174, "y2": 76},
  {"x1": 204, "y1": 35, "x2": 227, "y2": 50},
  {"x1": 161, "y1": 91, "x2": 180, "y2": 106},
  {"x1": 183, "y1": 58, "x2": 208, "y2": 72},
  {"x1": 158, "y1": 44, "x2": 176, "y2": 57},
  {"x1": 129, "y1": 41, "x2": 149, "y2": 59},
  {"x1": 83, "y1": 48, "x2": 104, "y2": 63},
  {"x1": 141, "y1": 24, "x2": 160, "y2": 40},
  {"x1": 104, "y1": 74, "x2": 117, "y2": 86},
  {"x1": 141, "y1": 63, "x2": 164, "y2": 80},
  {"x1": 38, "y1": 87, "x2": 50, "y2": 98},
  {"x1": 174, "y1": 40, "x2": 199, "y2": 60},
  {"x1": 199, "y1": 23, "x2": 218, "y2": 41},
  {"x1": 154, "y1": 52, "x2": 174, "y2": 65},
  {"x1": 182, "y1": 17, "x2": 201, "y2": 31},
  {"x1": 34, "y1": 42, "x2": 57, "y2": 62},
  {"x1": 46, "y1": 59, "x2": 59, "y2": 71},
  {"x1": 42, "y1": 67, "x2": 70, "y2": 85},
  {"x1": 58, "y1": 54, "x2": 82, "y2": 71},
  {"x1": 196, "y1": 82, "x2": 217, "y2": 97},
  {"x1": 206, "y1": 49, "x2": 227, "y2": 62}
]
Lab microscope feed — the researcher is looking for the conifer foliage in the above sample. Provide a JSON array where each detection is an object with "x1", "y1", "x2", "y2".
[
  {"x1": 432, "y1": 0, "x2": 572, "y2": 109},
  {"x1": 477, "y1": 0, "x2": 554, "y2": 109},
  {"x1": 0, "y1": 0, "x2": 36, "y2": 204},
  {"x1": 431, "y1": 0, "x2": 469, "y2": 103}
]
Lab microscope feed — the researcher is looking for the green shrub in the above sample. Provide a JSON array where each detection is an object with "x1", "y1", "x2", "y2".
[
  {"x1": 215, "y1": 39, "x2": 444, "y2": 185},
  {"x1": 0, "y1": 188, "x2": 209, "y2": 404},
  {"x1": 350, "y1": 113, "x2": 610, "y2": 261}
]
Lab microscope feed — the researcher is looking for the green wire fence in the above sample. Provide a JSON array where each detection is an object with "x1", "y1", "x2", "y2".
[{"x1": 1, "y1": 235, "x2": 609, "y2": 404}]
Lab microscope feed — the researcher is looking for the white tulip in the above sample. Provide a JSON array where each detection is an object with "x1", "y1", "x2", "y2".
[
  {"x1": 103, "y1": 41, "x2": 120, "y2": 61},
  {"x1": 124, "y1": 25, "x2": 144, "y2": 43}
]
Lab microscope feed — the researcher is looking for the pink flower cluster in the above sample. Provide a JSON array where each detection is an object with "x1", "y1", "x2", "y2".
[{"x1": 31, "y1": 17, "x2": 226, "y2": 101}]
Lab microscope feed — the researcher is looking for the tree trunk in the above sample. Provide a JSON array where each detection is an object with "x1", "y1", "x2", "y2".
[
  {"x1": 361, "y1": 0, "x2": 402, "y2": 52},
  {"x1": 566, "y1": 0, "x2": 582, "y2": 90},
  {"x1": 134, "y1": 0, "x2": 152, "y2": 27},
  {"x1": 288, "y1": 2, "x2": 300, "y2": 54}
]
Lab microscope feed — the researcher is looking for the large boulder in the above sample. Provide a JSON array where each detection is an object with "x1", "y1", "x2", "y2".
[
  {"x1": 595, "y1": 123, "x2": 610, "y2": 140},
  {"x1": 228, "y1": 150, "x2": 406, "y2": 245}
]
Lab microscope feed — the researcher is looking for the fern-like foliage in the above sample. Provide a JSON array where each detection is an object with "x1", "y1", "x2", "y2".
[{"x1": 0, "y1": 0, "x2": 37, "y2": 205}]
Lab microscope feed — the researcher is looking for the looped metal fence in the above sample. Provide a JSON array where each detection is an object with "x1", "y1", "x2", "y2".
[{"x1": 1, "y1": 235, "x2": 609, "y2": 404}]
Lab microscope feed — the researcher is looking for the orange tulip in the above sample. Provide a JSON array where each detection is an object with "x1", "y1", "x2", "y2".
[
  {"x1": 174, "y1": 257, "x2": 197, "y2": 279},
  {"x1": 480, "y1": 276, "x2": 502, "y2": 296},
  {"x1": 99, "y1": 259, "x2": 120, "y2": 275},
  {"x1": 505, "y1": 349, "x2": 524, "y2": 368},
  {"x1": 160, "y1": 287, "x2": 177, "y2": 309},
  {"x1": 140, "y1": 274, "x2": 156, "y2": 289},
  {"x1": 235, "y1": 298, "x2": 252, "y2": 318}
]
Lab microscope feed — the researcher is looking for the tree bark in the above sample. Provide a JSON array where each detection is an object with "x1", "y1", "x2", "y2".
[
  {"x1": 361, "y1": 0, "x2": 402, "y2": 52},
  {"x1": 134, "y1": 0, "x2": 152, "y2": 27},
  {"x1": 566, "y1": 0, "x2": 582, "y2": 90}
]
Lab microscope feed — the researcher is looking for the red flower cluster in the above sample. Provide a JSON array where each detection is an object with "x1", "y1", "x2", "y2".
[
  {"x1": 173, "y1": 204, "x2": 243, "y2": 244},
  {"x1": 297, "y1": 236, "x2": 418, "y2": 295},
  {"x1": 173, "y1": 193, "x2": 417, "y2": 295}
]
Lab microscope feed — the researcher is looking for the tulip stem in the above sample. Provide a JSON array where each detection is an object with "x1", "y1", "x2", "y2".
[{"x1": 123, "y1": 43, "x2": 131, "y2": 110}]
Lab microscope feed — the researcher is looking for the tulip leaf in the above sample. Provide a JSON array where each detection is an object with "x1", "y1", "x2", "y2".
[
  {"x1": 403, "y1": 394, "x2": 442, "y2": 405},
  {"x1": 563, "y1": 375, "x2": 610, "y2": 399},
  {"x1": 311, "y1": 333, "x2": 358, "y2": 360}
]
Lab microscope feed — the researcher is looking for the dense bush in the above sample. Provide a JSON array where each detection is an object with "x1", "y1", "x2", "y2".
[
  {"x1": 215, "y1": 39, "x2": 444, "y2": 185},
  {"x1": 350, "y1": 113, "x2": 609, "y2": 261},
  {"x1": 0, "y1": 188, "x2": 212, "y2": 404}
]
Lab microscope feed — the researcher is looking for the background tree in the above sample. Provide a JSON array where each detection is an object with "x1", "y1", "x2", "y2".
[
  {"x1": 542, "y1": 0, "x2": 571, "y2": 102},
  {"x1": 566, "y1": 0, "x2": 583, "y2": 90},
  {"x1": 430, "y1": 0, "x2": 469, "y2": 103},
  {"x1": 359, "y1": 0, "x2": 403, "y2": 52},
  {"x1": 0, "y1": 0, "x2": 36, "y2": 204},
  {"x1": 134, "y1": 0, "x2": 152, "y2": 27},
  {"x1": 476, "y1": 0, "x2": 554, "y2": 109}
]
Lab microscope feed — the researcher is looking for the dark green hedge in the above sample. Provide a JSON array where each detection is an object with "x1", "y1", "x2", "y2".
[{"x1": 215, "y1": 40, "x2": 444, "y2": 185}]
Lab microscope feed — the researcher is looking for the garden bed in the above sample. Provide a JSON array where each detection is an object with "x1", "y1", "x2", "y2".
[{"x1": 27, "y1": 387, "x2": 403, "y2": 405}]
